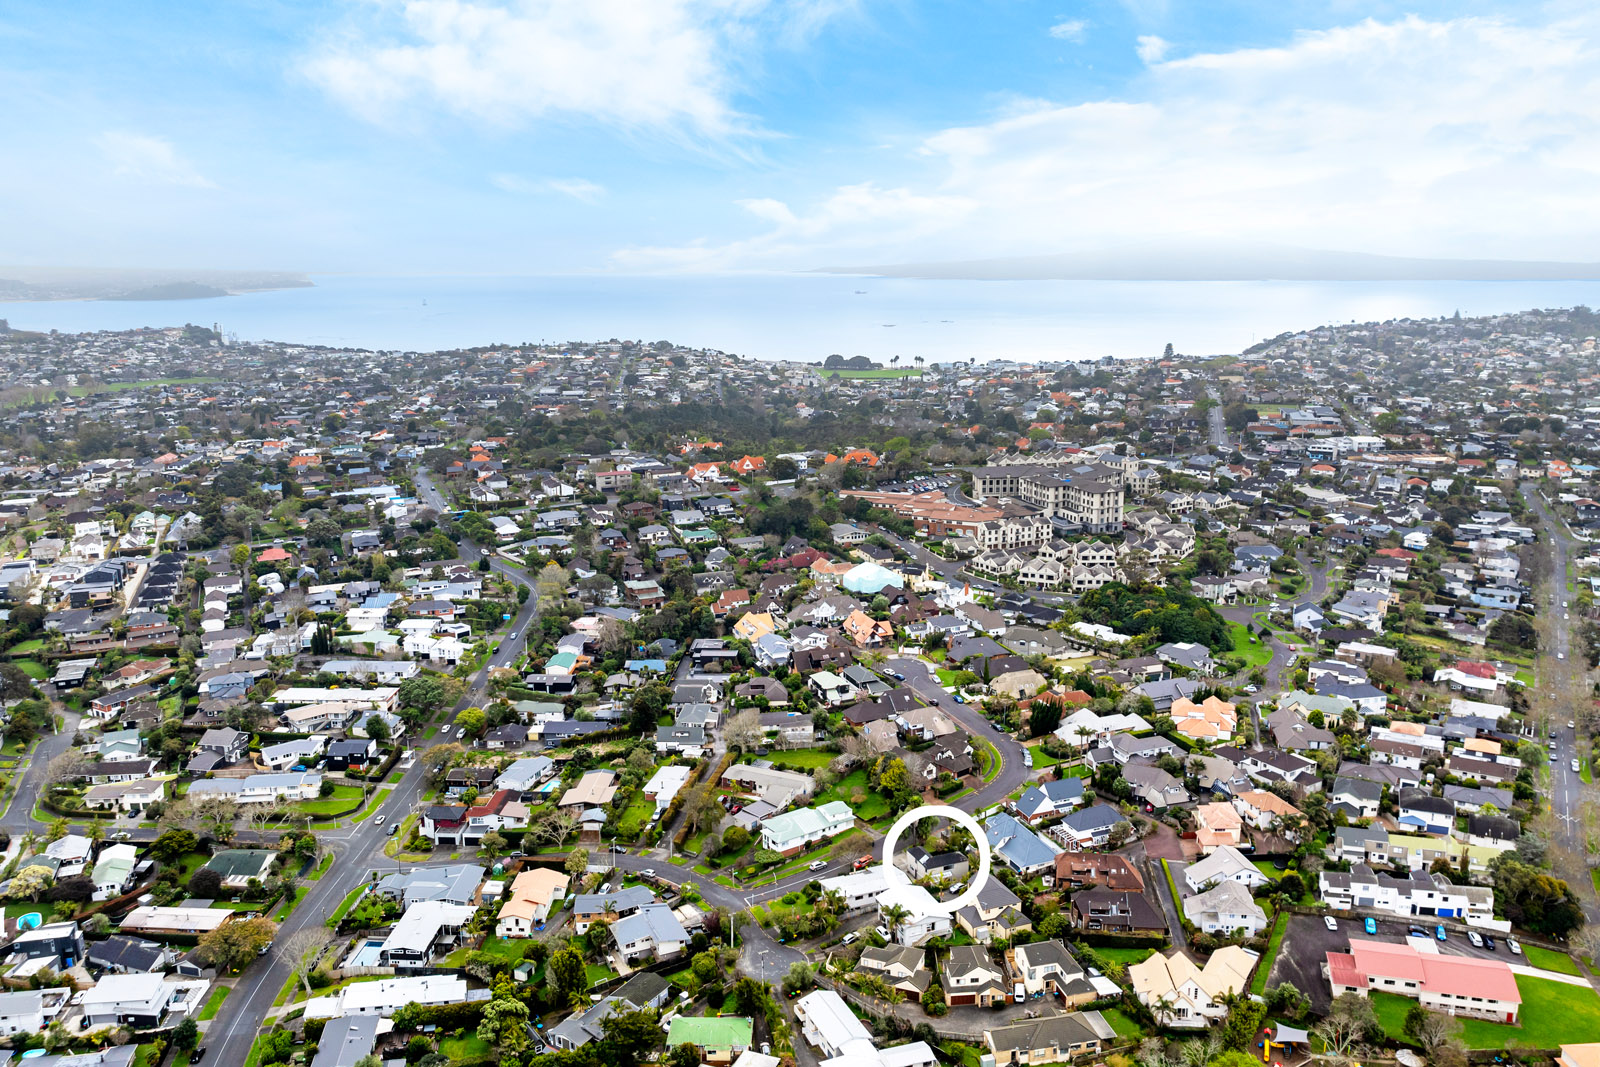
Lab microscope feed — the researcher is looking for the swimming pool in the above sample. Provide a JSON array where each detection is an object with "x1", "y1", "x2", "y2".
[{"x1": 344, "y1": 939, "x2": 385, "y2": 969}]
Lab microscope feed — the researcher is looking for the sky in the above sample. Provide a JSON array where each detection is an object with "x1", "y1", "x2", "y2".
[{"x1": 3, "y1": 0, "x2": 1599, "y2": 275}]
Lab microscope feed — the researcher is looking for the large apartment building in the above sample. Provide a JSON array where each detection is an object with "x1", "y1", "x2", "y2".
[{"x1": 969, "y1": 464, "x2": 1125, "y2": 533}]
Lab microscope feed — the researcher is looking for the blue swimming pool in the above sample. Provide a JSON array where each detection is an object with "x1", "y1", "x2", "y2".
[{"x1": 344, "y1": 939, "x2": 385, "y2": 968}]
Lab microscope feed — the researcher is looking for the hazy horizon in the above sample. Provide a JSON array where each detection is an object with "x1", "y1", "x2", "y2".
[{"x1": 5, "y1": 2, "x2": 1600, "y2": 279}]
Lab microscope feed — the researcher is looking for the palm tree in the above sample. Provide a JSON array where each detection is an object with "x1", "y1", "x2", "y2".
[
  {"x1": 881, "y1": 903, "x2": 910, "y2": 942},
  {"x1": 822, "y1": 889, "x2": 846, "y2": 917}
]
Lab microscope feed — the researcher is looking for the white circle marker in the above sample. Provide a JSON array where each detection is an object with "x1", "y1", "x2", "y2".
[{"x1": 878, "y1": 803, "x2": 991, "y2": 916}]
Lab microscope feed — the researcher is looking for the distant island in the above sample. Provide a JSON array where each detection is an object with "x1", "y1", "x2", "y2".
[
  {"x1": 105, "y1": 282, "x2": 231, "y2": 301},
  {"x1": 819, "y1": 242, "x2": 1600, "y2": 281},
  {"x1": 0, "y1": 266, "x2": 313, "y2": 302}
]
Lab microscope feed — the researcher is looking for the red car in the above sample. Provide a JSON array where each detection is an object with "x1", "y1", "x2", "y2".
[{"x1": 853, "y1": 855, "x2": 873, "y2": 871}]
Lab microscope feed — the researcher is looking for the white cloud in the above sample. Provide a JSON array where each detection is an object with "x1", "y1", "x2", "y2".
[
  {"x1": 491, "y1": 173, "x2": 606, "y2": 202},
  {"x1": 618, "y1": 10, "x2": 1600, "y2": 268},
  {"x1": 1135, "y1": 34, "x2": 1168, "y2": 62},
  {"x1": 94, "y1": 131, "x2": 214, "y2": 188},
  {"x1": 304, "y1": 0, "x2": 849, "y2": 138},
  {"x1": 1048, "y1": 19, "x2": 1087, "y2": 42}
]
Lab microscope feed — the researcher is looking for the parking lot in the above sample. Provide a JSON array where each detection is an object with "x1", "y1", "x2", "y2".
[{"x1": 1265, "y1": 913, "x2": 1521, "y2": 1015}]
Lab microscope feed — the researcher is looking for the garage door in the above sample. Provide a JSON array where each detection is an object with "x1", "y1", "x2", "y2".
[{"x1": 948, "y1": 994, "x2": 976, "y2": 1006}]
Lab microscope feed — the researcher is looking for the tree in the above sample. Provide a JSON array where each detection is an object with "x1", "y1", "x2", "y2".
[
  {"x1": 1315, "y1": 992, "x2": 1379, "y2": 1059},
  {"x1": 398, "y1": 675, "x2": 448, "y2": 712},
  {"x1": 1404, "y1": 1003, "x2": 1462, "y2": 1056},
  {"x1": 188, "y1": 868, "x2": 223, "y2": 899},
  {"x1": 597, "y1": 1008, "x2": 665, "y2": 1067},
  {"x1": 0, "y1": 663, "x2": 34, "y2": 702},
  {"x1": 7, "y1": 865, "x2": 53, "y2": 902},
  {"x1": 667, "y1": 1045, "x2": 699, "y2": 1067},
  {"x1": 1219, "y1": 995, "x2": 1266, "y2": 1051},
  {"x1": 723, "y1": 709, "x2": 764, "y2": 753},
  {"x1": 364, "y1": 714, "x2": 391, "y2": 742},
  {"x1": 565, "y1": 848, "x2": 590, "y2": 877},
  {"x1": 479, "y1": 830, "x2": 508, "y2": 856},
  {"x1": 172, "y1": 1019, "x2": 200, "y2": 1053},
  {"x1": 454, "y1": 706, "x2": 486, "y2": 739},
  {"x1": 196, "y1": 916, "x2": 278, "y2": 974},
  {"x1": 419, "y1": 743, "x2": 464, "y2": 783},
  {"x1": 478, "y1": 995, "x2": 530, "y2": 1055},
  {"x1": 528, "y1": 808, "x2": 579, "y2": 850},
  {"x1": 279, "y1": 926, "x2": 333, "y2": 995},
  {"x1": 881, "y1": 903, "x2": 911, "y2": 941},
  {"x1": 549, "y1": 946, "x2": 586, "y2": 1005}
]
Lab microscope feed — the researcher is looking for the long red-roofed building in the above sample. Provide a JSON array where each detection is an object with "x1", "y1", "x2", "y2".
[{"x1": 1325, "y1": 939, "x2": 1520, "y2": 1022}]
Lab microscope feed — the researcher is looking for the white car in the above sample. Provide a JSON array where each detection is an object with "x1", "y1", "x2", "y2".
[
  {"x1": 1508, "y1": 938, "x2": 1523, "y2": 955},
  {"x1": 374, "y1": 815, "x2": 385, "y2": 825},
  {"x1": 841, "y1": 932, "x2": 859, "y2": 945},
  {"x1": 1571, "y1": 721, "x2": 1578, "y2": 730},
  {"x1": 875, "y1": 925, "x2": 890, "y2": 941},
  {"x1": 1574, "y1": 759, "x2": 1582, "y2": 773},
  {"x1": 808, "y1": 860, "x2": 827, "y2": 872},
  {"x1": 1324, "y1": 916, "x2": 1339, "y2": 931},
  {"x1": 1468, "y1": 931, "x2": 1484, "y2": 948},
  {"x1": 641, "y1": 868, "x2": 656, "y2": 878}
]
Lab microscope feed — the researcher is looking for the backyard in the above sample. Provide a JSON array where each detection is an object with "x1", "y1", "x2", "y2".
[{"x1": 1372, "y1": 975, "x2": 1600, "y2": 1049}]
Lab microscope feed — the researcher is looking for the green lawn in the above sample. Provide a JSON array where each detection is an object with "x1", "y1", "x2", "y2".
[
  {"x1": 328, "y1": 885, "x2": 367, "y2": 925},
  {"x1": 439, "y1": 1033, "x2": 492, "y2": 1065},
  {"x1": 1372, "y1": 975, "x2": 1600, "y2": 1049},
  {"x1": 1250, "y1": 911, "x2": 1289, "y2": 994},
  {"x1": 274, "y1": 886, "x2": 309, "y2": 921},
  {"x1": 1251, "y1": 859, "x2": 1284, "y2": 882},
  {"x1": 613, "y1": 792, "x2": 656, "y2": 839},
  {"x1": 974, "y1": 737, "x2": 1002, "y2": 785},
  {"x1": 308, "y1": 853, "x2": 334, "y2": 881},
  {"x1": 936, "y1": 669, "x2": 964, "y2": 687},
  {"x1": 1092, "y1": 946, "x2": 1154, "y2": 965},
  {"x1": 1026, "y1": 743, "x2": 1061, "y2": 769},
  {"x1": 198, "y1": 985, "x2": 230, "y2": 1020},
  {"x1": 767, "y1": 748, "x2": 837, "y2": 769},
  {"x1": 10, "y1": 659, "x2": 46, "y2": 680},
  {"x1": 5, "y1": 638, "x2": 44, "y2": 655},
  {"x1": 1102, "y1": 1007, "x2": 1145, "y2": 1041},
  {"x1": 585, "y1": 963, "x2": 618, "y2": 986},
  {"x1": 814, "y1": 769, "x2": 890, "y2": 821},
  {"x1": 819, "y1": 367, "x2": 923, "y2": 379},
  {"x1": 1228, "y1": 622, "x2": 1273, "y2": 669},
  {"x1": 1522, "y1": 944, "x2": 1582, "y2": 976}
]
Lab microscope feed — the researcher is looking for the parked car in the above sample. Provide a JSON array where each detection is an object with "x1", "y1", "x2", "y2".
[
  {"x1": 1573, "y1": 759, "x2": 1581, "y2": 773},
  {"x1": 1484, "y1": 936, "x2": 1497, "y2": 951},
  {"x1": 1508, "y1": 938, "x2": 1523, "y2": 955},
  {"x1": 1408, "y1": 926, "x2": 1426, "y2": 938},
  {"x1": 808, "y1": 860, "x2": 827, "y2": 872},
  {"x1": 1468, "y1": 930, "x2": 1484, "y2": 947},
  {"x1": 874, "y1": 925, "x2": 890, "y2": 940},
  {"x1": 841, "y1": 932, "x2": 859, "y2": 945},
  {"x1": 854, "y1": 855, "x2": 873, "y2": 870},
  {"x1": 1364, "y1": 917, "x2": 1377, "y2": 935},
  {"x1": 1324, "y1": 916, "x2": 1338, "y2": 931},
  {"x1": 1436, "y1": 925, "x2": 1447, "y2": 941},
  {"x1": 641, "y1": 868, "x2": 656, "y2": 878}
]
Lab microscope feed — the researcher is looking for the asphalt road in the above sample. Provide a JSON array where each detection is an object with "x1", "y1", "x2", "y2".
[
  {"x1": 1519, "y1": 482, "x2": 1597, "y2": 924},
  {"x1": 205, "y1": 473, "x2": 542, "y2": 1067}
]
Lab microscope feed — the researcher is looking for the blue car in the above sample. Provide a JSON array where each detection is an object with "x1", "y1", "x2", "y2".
[
  {"x1": 1364, "y1": 917, "x2": 1377, "y2": 935},
  {"x1": 1436, "y1": 925, "x2": 1447, "y2": 941}
]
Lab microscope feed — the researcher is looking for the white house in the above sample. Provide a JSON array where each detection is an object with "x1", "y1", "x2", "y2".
[
  {"x1": 1183, "y1": 880, "x2": 1267, "y2": 936},
  {"x1": 1129, "y1": 948, "x2": 1257, "y2": 1029},
  {"x1": 759, "y1": 801, "x2": 854, "y2": 855},
  {"x1": 1182, "y1": 846, "x2": 1268, "y2": 892},
  {"x1": 876, "y1": 883, "x2": 952, "y2": 946}
]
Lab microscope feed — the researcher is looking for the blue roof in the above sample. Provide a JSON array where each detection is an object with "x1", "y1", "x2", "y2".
[{"x1": 984, "y1": 812, "x2": 1056, "y2": 870}]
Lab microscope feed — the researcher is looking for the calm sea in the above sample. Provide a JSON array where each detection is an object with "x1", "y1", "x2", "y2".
[{"x1": 4, "y1": 273, "x2": 1598, "y2": 362}]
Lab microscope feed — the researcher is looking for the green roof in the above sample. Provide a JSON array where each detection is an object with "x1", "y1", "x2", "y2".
[
  {"x1": 666, "y1": 1016, "x2": 753, "y2": 1049},
  {"x1": 203, "y1": 849, "x2": 276, "y2": 879}
]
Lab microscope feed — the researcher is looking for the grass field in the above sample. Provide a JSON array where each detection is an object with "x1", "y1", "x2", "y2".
[
  {"x1": 1250, "y1": 911, "x2": 1289, "y2": 994},
  {"x1": 1026, "y1": 743, "x2": 1061, "y2": 769},
  {"x1": 439, "y1": 1033, "x2": 491, "y2": 1065},
  {"x1": 1092, "y1": 946, "x2": 1154, "y2": 966},
  {"x1": 814, "y1": 769, "x2": 890, "y2": 821},
  {"x1": 586, "y1": 963, "x2": 618, "y2": 986},
  {"x1": 5, "y1": 638, "x2": 44, "y2": 656},
  {"x1": 1373, "y1": 975, "x2": 1600, "y2": 1049},
  {"x1": 936, "y1": 669, "x2": 965, "y2": 687},
  {"x1": 767, "y1": 748, "x2": 837, "y2": 769},
  {"x1": 10, "y1": 659, "x2": 46, "y2": 680},
  {"x1": 1228, "y1": 622, "x2": 1273, "y2": 669},
  {"x1": 613, "y1": 792, "x2": 656, "y2": 839},
  {"x1": 819, "y1": 367, "x2": 923, "y2": 379},
  {"x1": 1522, "y1": 944, "x2": 1582, "y2": 975},
  {"x1": 328, "y1": 885, "x2": 367, "y2": 926},
  {"x1": 198, "y1": 985, "x2": 230, "y2": 1020},
  {"x1": 1102, "y1": 1008, "x2": 1145, "y2": 1041}
]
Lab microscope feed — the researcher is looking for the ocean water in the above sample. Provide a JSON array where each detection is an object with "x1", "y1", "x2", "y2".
[{"x1": 3, "y1": 273, "x2": 1598, "y2": 362}]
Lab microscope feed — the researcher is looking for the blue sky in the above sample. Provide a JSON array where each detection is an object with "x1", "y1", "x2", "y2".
[{"x1": 2, "y1": 0, "x2": 1596, "y2": 274}]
